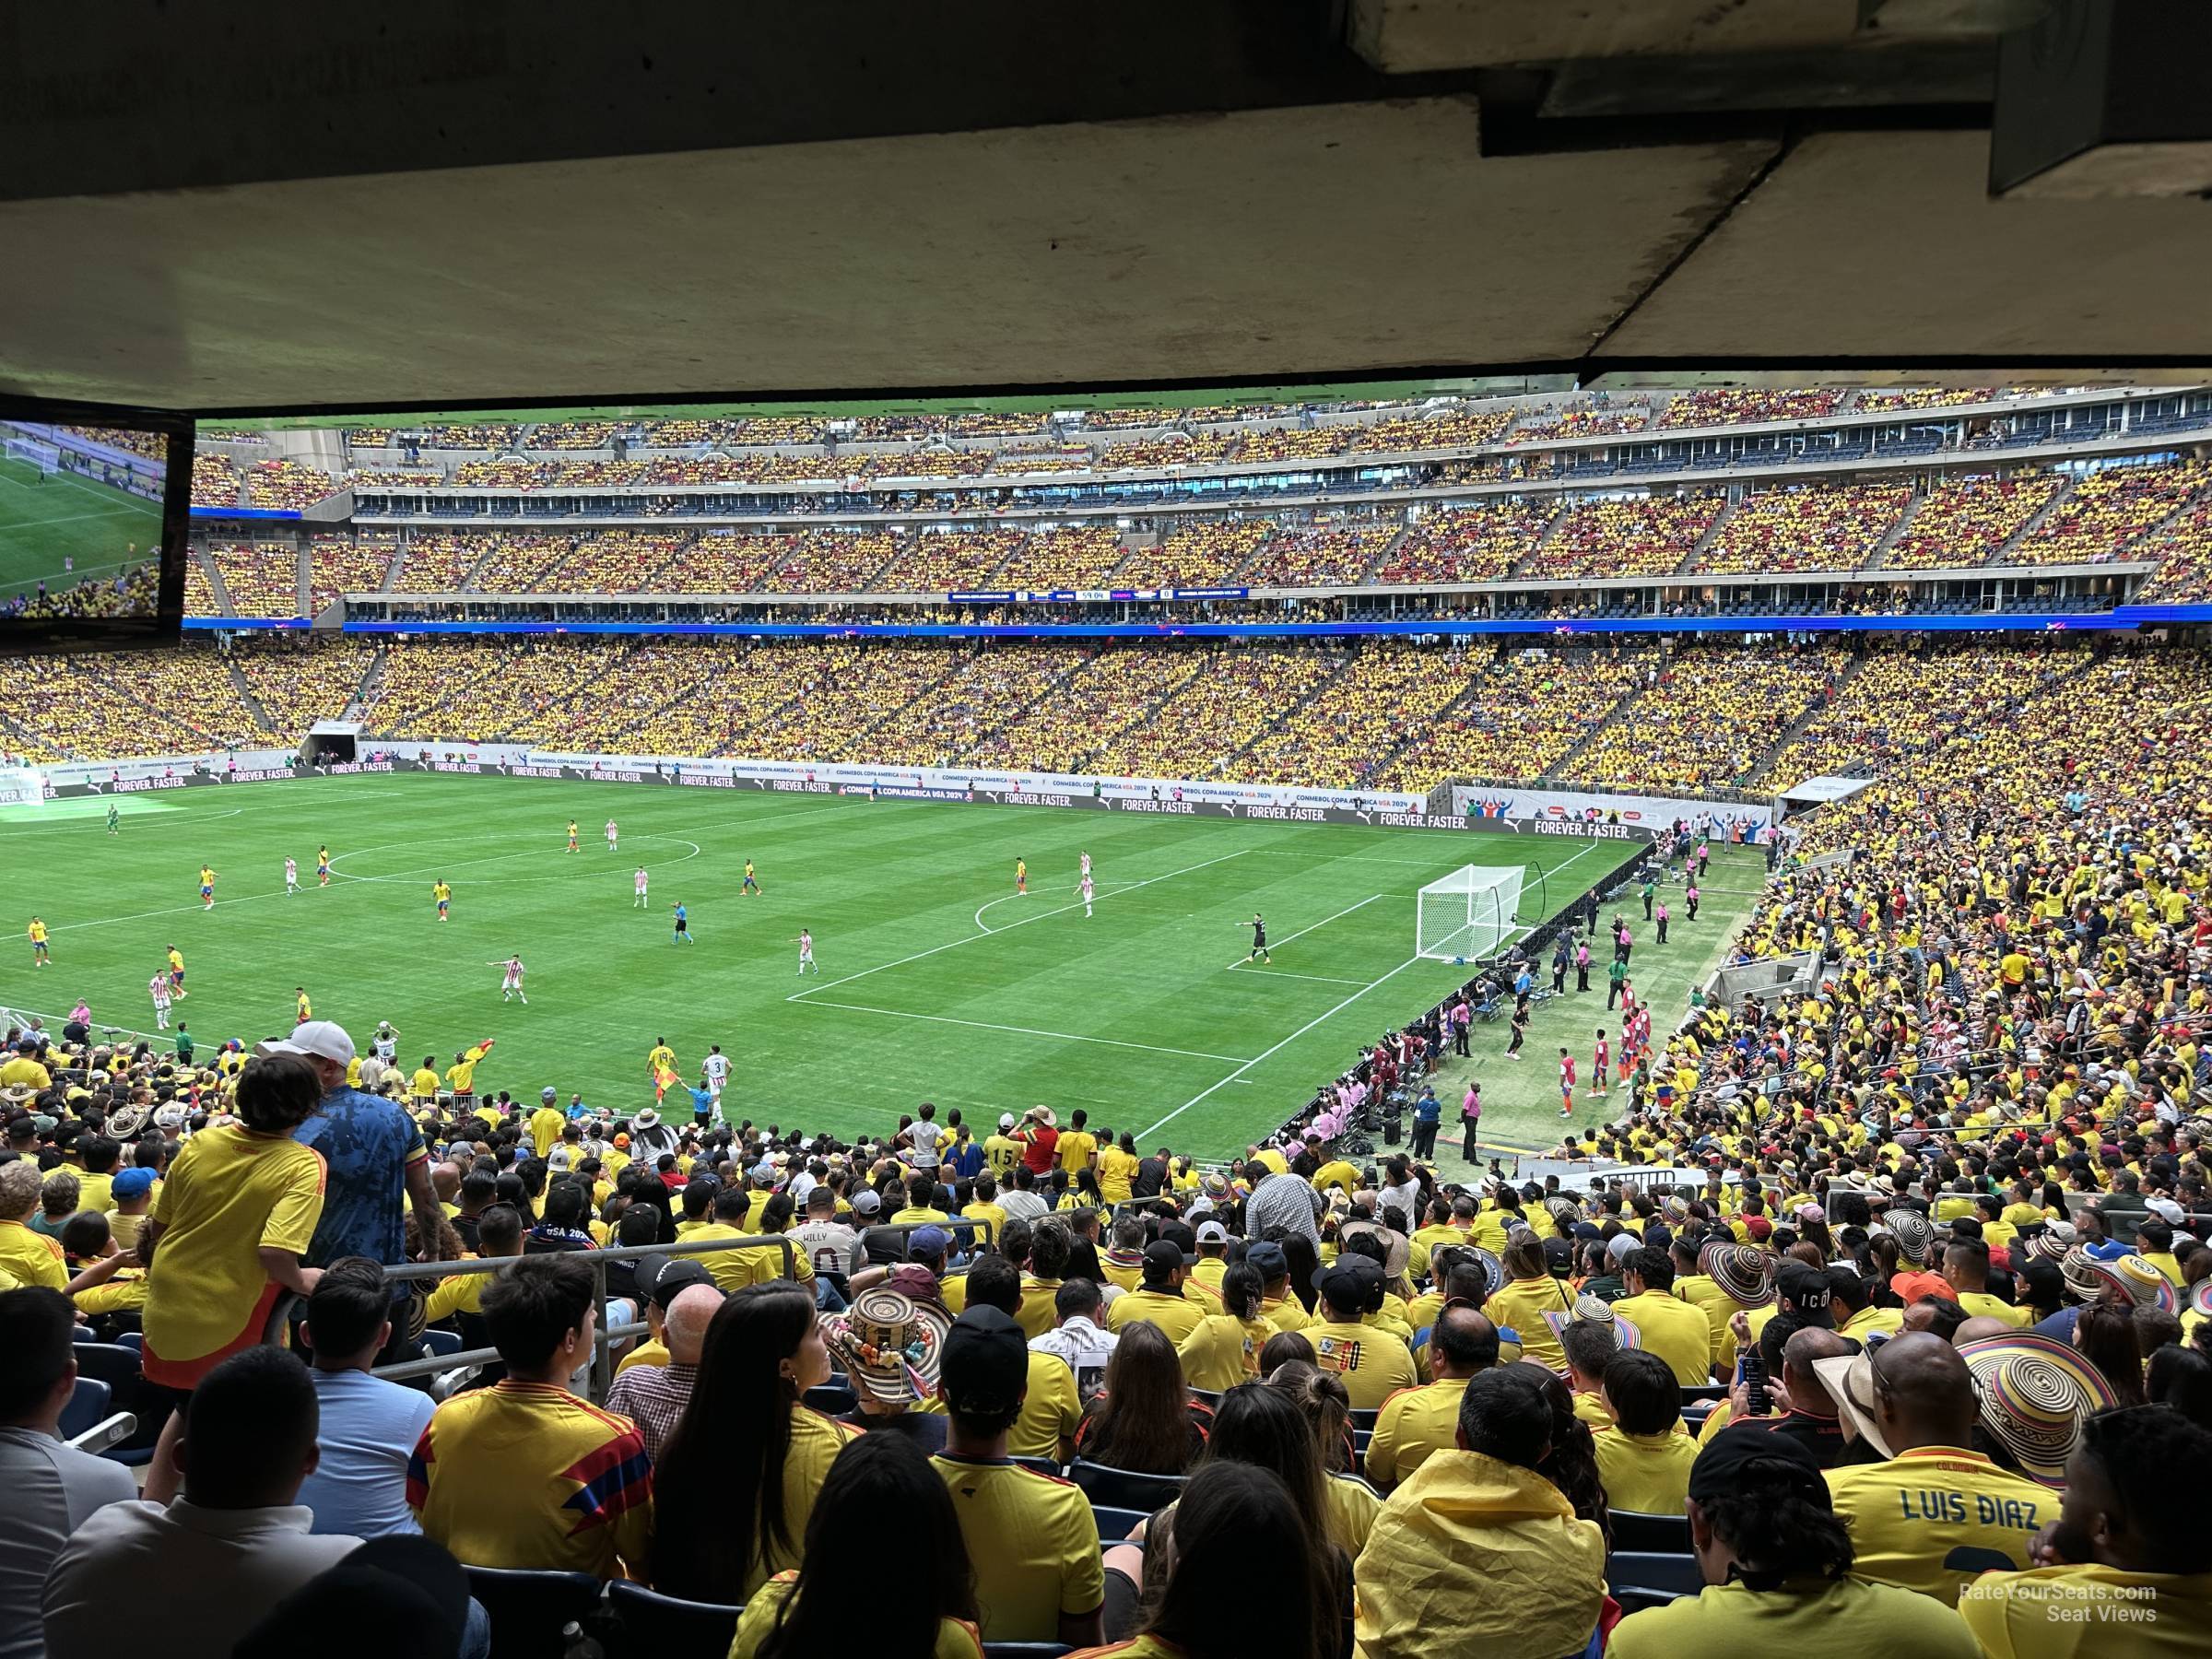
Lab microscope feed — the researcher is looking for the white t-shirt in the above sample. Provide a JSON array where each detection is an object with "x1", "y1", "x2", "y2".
[
  {"x1": 908, "y1": 1120, "x2": 944, "y2": 1169},
  {"x1": 702, "y1": 1053, "x2": 731, "y2": 1086},
  {"x1": 792, "y1": 1218, "x2": 860, "y2": 1277}
]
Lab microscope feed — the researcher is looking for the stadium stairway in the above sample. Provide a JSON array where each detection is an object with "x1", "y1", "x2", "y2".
[
  {"x1": 1861, "y1": 490, "x2": 1925, "y2": 571},
  {"x1": 226, "y1": 659, "x2": 276, "y2": 733},
  {"x1": 343, "y1": 649, "x2": 389, "y2": 723},
  {"x1": 195, "y1": 548, "x2": 241, "y2": 617},
  {"x1": 1063, "y1": 647, "x2": 1209, "y2": 772},
  {"x1": 1677, "y1": 498, "x2": 1738, "y2": 577},
  {"x1": 1500, "y1": 501, "x2": 1571, "y2": 579},
  {"x1": 370, "y1": 537, "x2": 406, "y2": 594},
  {"x1": 386, "y1": 531, "x2": 506, "y2": 595},
  {"x1": 1218, "y1": 647, "x2": 1356, "y2": 771},
  {"x1": 1356, "y1": 642, "x2": 1499, "y2": 784},
  {"x1": 1342, "y1": 523, "x2": 1414, "y2": 586},
  {"x1": 2131, "y1": 486, "x2": 2212, "y2": 565},
  {"x1": 1747, "y1": 653, "x2": 1867, "y2": 785},
  {"x1": 1985, "y1": 476, "x2": 2077, "y2": 567},
  {"x1": 1542, "y1": 655, "x2": 1656, "y2": 782}
]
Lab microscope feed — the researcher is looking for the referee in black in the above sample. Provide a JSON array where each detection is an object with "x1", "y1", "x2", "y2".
[{"x1": 1248, "y1": 912, "x2": 1271, "y2": 964}]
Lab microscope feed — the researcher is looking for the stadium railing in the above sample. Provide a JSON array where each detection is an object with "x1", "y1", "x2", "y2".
[
  {"x1": 263, "y1": 1232, "x2": 797, "y2": 1402},
  {"x1": 317, "y1": 1217, "x2": 1002, "y2": 1401}
]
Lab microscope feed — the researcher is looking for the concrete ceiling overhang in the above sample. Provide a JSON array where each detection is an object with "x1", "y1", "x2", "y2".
[{"x1": 2, "y1": 0, "x2": 2206, "y2": 413}]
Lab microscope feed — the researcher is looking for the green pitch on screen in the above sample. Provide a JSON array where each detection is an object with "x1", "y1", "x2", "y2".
[
  {"x1": 0, "y1": 459, "x2": 163, "y2": 598},
  {"x1": 1, "y1": 776, "x2": 1757, "y2": 1156}
]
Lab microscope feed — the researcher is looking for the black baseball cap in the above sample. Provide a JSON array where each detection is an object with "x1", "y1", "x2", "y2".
[
  {"x1": 1313, "y1": 1256, "x2": 1383, "y2": 1311},
  {"x1": 1246, "y1": 1241, "x2": 1289, "y2": 1281},
  {"x1": 1141, "y1": 1239, "x2": 1187, "y2": 1284},
  {"x1": 941, "y1": 1305, "x2": 1029, "y2": 1412},
  {"x1": 1773, "y1": 1261, "x2": 1835, "y2": 1324},
  {"x1": 1688, "y1": 1421, "x2": 1830, "y2": 1505},
  {"x1": 635, "y1": 1254, "x2": 718, "y2": 1311}
]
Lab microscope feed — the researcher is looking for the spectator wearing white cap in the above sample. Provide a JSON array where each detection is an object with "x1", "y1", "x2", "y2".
[
  {"x1": 1189, "y1": 1219, "x2": 1232, "y2": 1293},
  {"x1": 266, "y1": 1022, "x2": 442, "y2": 1287}
]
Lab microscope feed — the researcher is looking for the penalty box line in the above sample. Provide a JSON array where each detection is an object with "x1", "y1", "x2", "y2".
[
  {"x1": 786, "y1": 846, "x2": 1257, "y2": 1005},
  {"x1": 792, "y1": 999, "x2": 1253, "y2": 1065},
  {"x1": 1223, "y1": 891, "x2": 1384, "y2": 971},
  {"x1": 1139, "y1": 953, "x2": 1428, "y2": 1142}
]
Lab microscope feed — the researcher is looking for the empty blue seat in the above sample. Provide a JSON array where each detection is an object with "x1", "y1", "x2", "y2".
[
  {"x1": 606, "y1": 1579, "x2": 744, "y2": 1651},
  {"x1": 1067, "y1": 1461, "x2": 1184, "y2": 1512},
  {"x1": 58, "y1": 1378, "x2": 112, "y2": 1441},
  {"x1": 463, "y1": 1565, "x2": 603, "y2": 1659}
]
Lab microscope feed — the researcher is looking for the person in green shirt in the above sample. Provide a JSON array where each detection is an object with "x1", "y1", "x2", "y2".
[
  {"x1": 105, "y1": 803, "x2": 119, "y2": 834},
  {"x1": 1640, "y1": 876, "x2": 1655, "y2": 921},
  {"x1": 173, "y1": 1022, "x2": 192, "y2": 1063},
  {"x1": 1607, "y1": 958, "x2": 1629, "y2": 1010}
]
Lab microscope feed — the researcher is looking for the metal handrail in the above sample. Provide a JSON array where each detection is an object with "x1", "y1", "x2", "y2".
[{"x1": 267, "y1": 1231, "x2": 799, "y2": 1402}]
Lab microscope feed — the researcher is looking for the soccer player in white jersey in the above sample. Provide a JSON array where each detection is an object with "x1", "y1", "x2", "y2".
[
  {"x1": 606, "y1": 818, "x2": 618, "y2": 852},
  {"x1": 701, "y1": 1042, "x2": 731, "y2": 1105},
  {"x1": 1080, "y1": 851, "x2": 1091, "y2": 879},
  {"x1": 147, "y1": 971, "x2": 171, "y2": 1030},
  {"x1": 794, "y1": 929, "x2": 818, "y2": 974},
  {"x1": 1079, "y1": 873, "x2": 1095, "y2": 917},
  {"x1": 634, "y1": 865, "x2": 650, "y2": 908},
  {"x1": 284, "y1": 857, "x2": 299, "y2": 895},
  {"x1": 489, "y1": 957, "x2": 528, "y2": 1003}
]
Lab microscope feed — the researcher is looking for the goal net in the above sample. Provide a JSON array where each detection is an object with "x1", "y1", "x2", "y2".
[
  {"x1": 3, "y1": 436, "x2": 61, "y2": 476},
  {"x1": 1416, "y1": 865, "x2": 1524, "y2": 963}
]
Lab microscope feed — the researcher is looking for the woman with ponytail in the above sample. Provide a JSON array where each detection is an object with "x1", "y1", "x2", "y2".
[{"x1": 1175, "y1": 1262, "x2": 1273, "y2": 1392}]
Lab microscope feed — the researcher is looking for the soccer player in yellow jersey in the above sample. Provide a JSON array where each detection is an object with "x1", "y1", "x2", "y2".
[
  {"x1": 646, "y1": 1037, "x2": 677, "y2": 1086},
  {"x1": 316, "y1": 845, "x2": 331, "y2": 886},
  {"x1": 433, "y1": 880, "x2": 452, "y2": 920},
  {"x1": 166, "y1": 945, "x2": 187, "y2": 998},
  {"x1": 28, "y1": 916, "x2": 49, "y2": 967},
  {"x1": 198, "y1": 865, "x2": 218, "y2": 910},
  {"x1": 741, "y1": 859, "x2": 760, "y2": 896},
  {"x1": 566, "y1": 819, "x2": 580, "y2": 853},
  {"x1": 295, "y1": 986, "x2": 312, "y2": 1024},
  {"x1": 1016, "y1": 857, "x2": 1027, "y2": 895}
]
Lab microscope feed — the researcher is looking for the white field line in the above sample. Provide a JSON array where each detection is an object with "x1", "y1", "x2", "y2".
[
  {"x1": 790, "y1": 847, "x2": 1254, "y2": 1004},
  {"x1": 794, "y1": 999, "x2": 1253, "y2": 1065},
  {"x1": 1138, "y1": 953, "x2": 1427, "y2": 1141},
  {"x1": 1222, "y1": 892, "x2": 1382, "y2": 969},
  {"x1": 1224, "y1": 968, "x2": 1375, "y2": 987},
  {"x1": 0, "y1": 505, "x2": 154, "y2": 526}
]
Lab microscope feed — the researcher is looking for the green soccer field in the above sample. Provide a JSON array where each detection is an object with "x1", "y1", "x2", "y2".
[
  {"x1": 0, "y1": 775, "x2": 1760, "y2": 1157},
  {"x1": 0, "y1": 457, "x2": 166, "y2": 601}
]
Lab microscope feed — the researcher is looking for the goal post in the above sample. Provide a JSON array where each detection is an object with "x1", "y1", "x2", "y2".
[
  {"x1": 3, "y1": 436, "x2": 61, "y2": 476},
  {"x1": 1416, "y1": 865, "x2": 1525, "y2": 963}
]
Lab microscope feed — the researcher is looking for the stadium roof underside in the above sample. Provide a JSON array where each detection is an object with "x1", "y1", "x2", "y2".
[{"x1": 6, "y1": 0, "x2": 2212, "y2": 412}]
